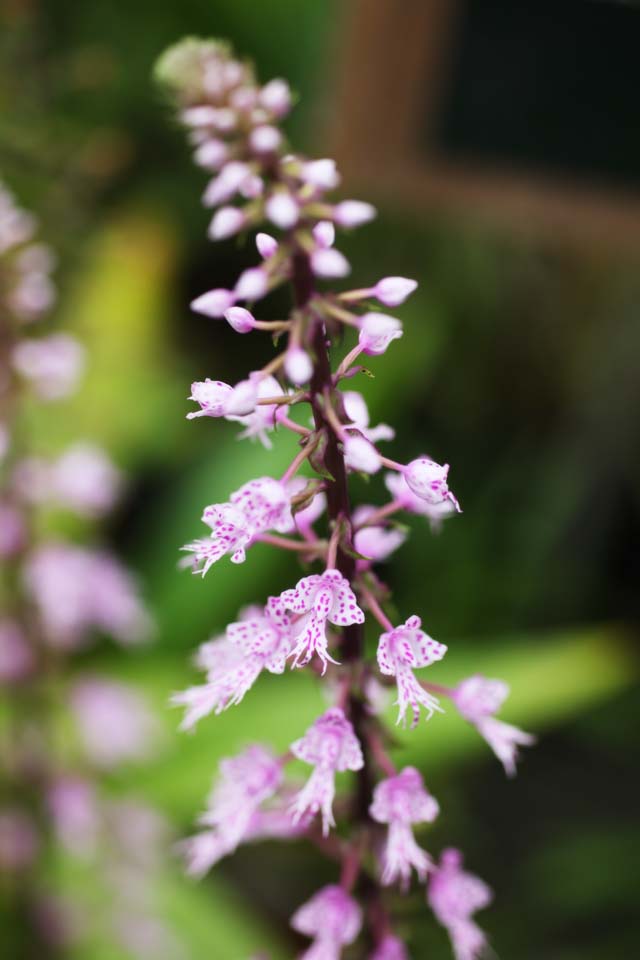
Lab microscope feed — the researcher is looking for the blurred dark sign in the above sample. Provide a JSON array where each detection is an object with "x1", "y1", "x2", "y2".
[{"x1": 331, "y1": 0, "x2": 640, "y2": 247}]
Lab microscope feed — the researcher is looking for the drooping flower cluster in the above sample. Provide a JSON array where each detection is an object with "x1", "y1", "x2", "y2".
[
  {"x1": 157, "y1": 38, "x2": 533, "y2": 960},
  {"x1": 0, "y1": 180, "x2": 170, "y2": 955}
]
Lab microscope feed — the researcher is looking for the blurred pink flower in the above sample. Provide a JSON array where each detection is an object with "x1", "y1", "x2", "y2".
[
  {"x1": 12, "y1": 334, "x2": 85, "y2": 400},
  {"x1": 452, "y1": 675, "x2": 535, "y2": 776},
  {"x1": 427, "y1": 849, "x2": 492, "y2": 960},
  {"x1": 25, "y1": 543, "x2": 151, "y2": 648},
  {"x1": 370, "y1": 767, "x2": 439, "y2": 889},
  {"x1": 48, "y1": 777, "x2": 99, "y2": 856},
  {"x1": 172, "y1": 596, "x2": 292, "y2": 728},
  {"x1": 370, "y1": 935, "x2": 410, "y2": 960},
  {"x1": 290, "y1": 707, "x2": 363, "y2": 835},
  {"x1": 291, "y1": 884, "x2": 362, "y2": 960},
  {"x1": 0, "y1": 619, "x2": 34, "y2": 683},
  {"x1": 70, "y1": 677, "x2": 160, "y2": 768},
  {"x1": 182, "y1": 745, "x2": 283, "y2": 876}
]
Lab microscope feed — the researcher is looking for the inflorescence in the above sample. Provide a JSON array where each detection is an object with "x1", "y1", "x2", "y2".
[
  {"x1": 0, "y1": 180, "x2": 174, "y2": 955},
  {"x1": 157, "y1": 38, "x2": 534, "y2": 960}
]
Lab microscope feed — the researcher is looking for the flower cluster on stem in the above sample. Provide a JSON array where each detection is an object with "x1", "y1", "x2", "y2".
[
  {"x1": 157, "y1": 38, "x2": 533, "y2": 959},
  {"x1": 0, "y1": 180, "x2": 171, "y2": 956}
]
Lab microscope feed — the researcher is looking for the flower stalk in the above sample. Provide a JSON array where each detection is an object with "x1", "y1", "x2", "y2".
[{"x1": 157, "y1": 37, "x2": 534, "y2": 959}]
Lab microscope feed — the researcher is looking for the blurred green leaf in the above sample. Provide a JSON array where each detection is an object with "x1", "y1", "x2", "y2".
[
  {"x1": 100, "y1": 625, "x2": 635, "y2": 822},
  {"x1": 22, "y1": 212, "x2": 183, "y2": 466}
]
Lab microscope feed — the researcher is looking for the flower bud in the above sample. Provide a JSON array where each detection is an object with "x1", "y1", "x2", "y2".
[
  {"x1": 333, "y1": 200, "x2": 377, "y2": 228},
  {"x1": 358, "y1": 312, "x2": 403, "y2": 355},
  {"x1": 404, "y1": 458, "x2": 453, "y2": 506},
  {"x1": 193, "y1": 139, "x2": 228, "y2": 171},
  {"x1": 284, "y1": 347, "x2": 313, "y2": 385},
  {"x1": 191, "y1": 288, "x2": 236, "y2": 318},
  {"x1": 301, "y1": 159, "x2": 340, "y2": 190},
  {"x1": 312, "y1": 220, "x2": 335, "y2": 249},
  {"x1": 208, "y1": 107, "x2": 237, "y2": 133},
  {"x1": 249, "y1": 125, "x2": 282, "y2": 154},
  {"x1": 224, "y1": 306, "x2": 256, "y2": 334},
  {"x1": 208, "y1": 206, "x2": 246, "y2": 240},
  {"x1": 187, "y1": 379, "x2": 234, "y2": 419},
  {"x1": 238, "y1": 175, "x2": 263, "y2": 199},
  {"x1": 256, "y1": 232, "x2": 278, "y2": 259},
  {"x1": 180, "y1": 106, "x2": 219, "y2": 128},
  {"x1": 310, "y1": 247, "x2": 350, "y2": 278},
  {"x1": 265, "y1": 192, "x2": 299, "y2": 230},
  {"x1": 229, "y1": 86, "x2": 258, "y2": 111},
  {"x1": 202, "y1": 162, "x2": 251, "y2": 207},
  {"x1": 373, "y1": 276, "x2": 418, "y2": 307},
  {"x1": 259, "y1": 78, "x2": 291, "y2": 117},
  {"x1": 234, "y1": 267, "x2": 268, "y2": 301}
]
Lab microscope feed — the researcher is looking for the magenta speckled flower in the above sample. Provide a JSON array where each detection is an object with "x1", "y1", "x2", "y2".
[
  {"x1": 228, "y1": 476, "x2": 292, "y2": 533},
  {"x1": 279, "y1": 568, "x2": 364, "y2": 671},
  {"x1": 187, "y1": 378, "x2": 234, "y2": 418},
  {"x1": 427, "y1": 848, "x2": 492, "y2": 960},
  {"x1": 377, "y1": 616, "x2": 447, "y2": 727},
  {"x1": 385, "y1": 472, "x2": 458, "y2": 532},
  {"x1": 184, "y1": 476, "x2": 293, "y2": 573},
  {"x1": 452, "y1": 675, "x2": 535, "y2": 776},
  {"x1": 403, "y1": 458, "x2": 461, "y2": 513},
  {"x1": 173, "y1": 597, "x2": 292, "y2": 728},
  {"x1": 370, "y1": 767, "x2": 439, "y2": 890},
  {"x1": 290, "y1": 707, "x2": 363, "y2": 835},
  {"x1": 291, "y1": 884, "x2": 362, "y2": 960}
]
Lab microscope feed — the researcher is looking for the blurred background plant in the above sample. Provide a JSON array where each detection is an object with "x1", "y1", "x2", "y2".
[{"x1": 0, "y1": 1, "x2": 638, "y2": 958}]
